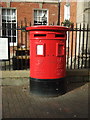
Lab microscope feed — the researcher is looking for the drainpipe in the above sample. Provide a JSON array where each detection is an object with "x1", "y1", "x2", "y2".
[{"x1": 57, "y1": 0, "x2": 61, "y2": 25}]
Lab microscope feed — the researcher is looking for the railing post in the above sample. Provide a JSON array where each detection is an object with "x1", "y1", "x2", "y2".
[
  {"x1": 74, "y1": 23, "x2": 77, "y2": 69},
  {"x1": 81, "y1": 24, "x2": 85, "y2": 68},
  {"x1": 85, "y1": 24, "x2": 89, "y2": 68},
  {"x1": 78, "y1": 24, "x2": 81, "y2": 69}
]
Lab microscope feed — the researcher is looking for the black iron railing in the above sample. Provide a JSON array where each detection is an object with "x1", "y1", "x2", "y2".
[
  {"x1": 66, "y1": 24, "x2": 90, "y2": 69},
  {"x1": 0, "y1": 19, "x2": 90, "y2": 70}
]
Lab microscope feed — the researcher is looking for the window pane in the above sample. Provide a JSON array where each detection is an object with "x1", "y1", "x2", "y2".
[
  {"x1": 2, "y1": 9, "x2": 6, "y2": 15},
  {"x1": 64, "y1": 5, "x2": 70, "y2": 20},
  {"x1": 8, "y1": 25, "x2": 11, "y2": 36},
  {"x1": 12, "y1": 37, "x2": 16, "y2": 43},
  {"x1": 8, "y1": 30, "x2": 11, "y2": 36},
  {"x1": 7, "y1": 16, "x2": 11, "y2": 22},
  {"x1": 6, "y1": 23, "x2": 11, "y2": 36},
  {"x1": 7, "y1": 9, "x2": 11, "y2": 15},
  {"x1": 2, "y1": 16, "x2": 6, "y2": 22},
  {"x1": 12, "y1": 29, "x2": 16, "y2": 36},
  {"x1": 7, "y1": 23, "x2": 11, "y2": 29},
  {"x1": 12, "y1": 9, "x2": 16, "y2": 15},
  {"x1": 12, "y1": 23, "x2": 16, "y2": 29},
  {"x1": 12, "y1": 9, "x2": 16, "y2": 22},
  {"x1": 34, "y1": 17, "x2": 37, "y2": 21},
  {"x1": 2, "y1": 23, "x2": 6, "y2": 29},
  {"x1": 2, "y1": 23, "x2": 6, "y2": 36},
  {"x1": 34, "y1": 10, "x2": 47, "y2": 25},
  {"x1": 34, "y1": 10, "x2": 37, "y2": 17},
  {"x1": 8, "y1": 37, "x2": 11, "y2": 43},
  {"x1": 39, "y1": 10, "x2": 42, "y2": 17},
  {"x1": 2, "y1": 30, "x2": 6, "y2": 36},
  {"x1": 42, "y1": 11, "x2": 47, "y2": 25}
]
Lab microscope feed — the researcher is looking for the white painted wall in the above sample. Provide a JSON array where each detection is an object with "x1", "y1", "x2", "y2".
[{"x1": 76, "y1": 1, "x2": 90, "y2": 55}]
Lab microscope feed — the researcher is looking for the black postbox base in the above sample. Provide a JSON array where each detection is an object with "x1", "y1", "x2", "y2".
[{"x1": 30, "y1": 77, "x2": 67, "y2": 97}]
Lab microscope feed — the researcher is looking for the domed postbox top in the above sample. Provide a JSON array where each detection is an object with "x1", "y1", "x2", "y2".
[{"x1": 26, "y1": 25, "x2": 69, "y2": 31}]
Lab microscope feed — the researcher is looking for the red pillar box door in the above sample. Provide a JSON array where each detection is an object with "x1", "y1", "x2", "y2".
[{"x1": 26, "y1": 26, "x2": 69, "y2": 96}]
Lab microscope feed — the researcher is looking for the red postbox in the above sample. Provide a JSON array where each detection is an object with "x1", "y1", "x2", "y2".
[{"x1": 26, "y1": 26, "x2": 68, "y2": 96}]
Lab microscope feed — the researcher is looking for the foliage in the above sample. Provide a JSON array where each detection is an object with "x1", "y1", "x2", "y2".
[{"x1": 61, "y1": 19, "x2": 74, "y2": 27}]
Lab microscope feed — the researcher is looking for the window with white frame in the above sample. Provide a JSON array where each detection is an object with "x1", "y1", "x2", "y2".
[
  {"x1": 64, "y1": 3, "x2": 70, "y2": 48},
  {"x1": 34, "y1": 9, "x2": 48, "y2": 25},
  {"x1": 1, "y1": 8, "x2": 17, "y2": 46},
  {"x1": 64, "y1": 3, "x2": 70, "y2": 20}
]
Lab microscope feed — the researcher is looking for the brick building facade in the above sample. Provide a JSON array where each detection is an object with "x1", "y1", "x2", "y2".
[
  {"x1": 0, "y1": 0, "x2": 77, "y2": 47},
  {"x1": 0, "y1": 0, "x2": 77, "y2": 59},
  {"x1": 0, "y1": 0, "x2": 77, "y2": 26}
]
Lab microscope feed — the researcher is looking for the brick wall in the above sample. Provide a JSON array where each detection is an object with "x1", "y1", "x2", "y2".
[
  {"x1": 70, "y1": 2, "x2": 77, "y2": 26},
  {"x1": 0, "y1": 2, "x2": 77, "y2": 25}
]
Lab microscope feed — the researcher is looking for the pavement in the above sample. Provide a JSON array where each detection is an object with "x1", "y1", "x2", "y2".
[
  {"x1": 0, "y1": 69, "x2": 89, "y2": 119},
  {"x1": 2, "y1": 81, "x2": 89, "y2": 118},
  {"x1": 0, "y1": 86, "x2": 2, "y2": 120}
]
